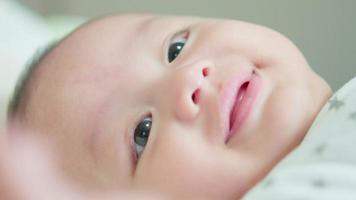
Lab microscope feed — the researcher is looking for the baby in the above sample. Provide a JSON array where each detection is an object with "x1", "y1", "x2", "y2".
[{"x1": 5, "y1": 13, "x2": 332, "y2": 199}]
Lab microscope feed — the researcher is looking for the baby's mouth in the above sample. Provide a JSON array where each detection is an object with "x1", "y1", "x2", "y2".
[
  {"x1": 219, "y1": 70, "x2": 261, "y2": 144},
  {"x1": 229, "y1": 81, "x2": 249, "y2": 132}
]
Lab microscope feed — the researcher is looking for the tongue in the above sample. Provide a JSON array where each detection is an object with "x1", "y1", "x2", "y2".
[{"x1": 229, "y1": 82, "x2": 249, "y2": 131}]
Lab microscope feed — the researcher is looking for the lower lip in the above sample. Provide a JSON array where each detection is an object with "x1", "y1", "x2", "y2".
[{"x1": 226, "y1": 72, "x2": 261, "y2": 143}]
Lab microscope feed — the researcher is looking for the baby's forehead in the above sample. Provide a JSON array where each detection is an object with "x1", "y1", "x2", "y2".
[
  {"x1": 62, "y1": 13, "x2": 204, "y2": 47},
  {"x1": 47, "y1": 13, "x2": 200, "y2": 74},
  {"x1": 26, "y1": 13, "x2": 206, "y2": 118},
  {"x1": 63, "y1": 14, "x2": 155, "y2": 47},
  {"x1": 24, "y1": 14, "x2": 161, "y2": 111},
  {"x1": 79, "y1": 13, "x2": 156, "y2": 34},
  {"x1": 44, "y1": 14, "x2": 155, "y2": 70}
]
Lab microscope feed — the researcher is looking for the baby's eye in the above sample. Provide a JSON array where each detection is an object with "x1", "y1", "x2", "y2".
[
  {"x1": 134, "y1": 116, "x2": 152, "y2": 158},
  {"x1": 167, "y1": 31, "x2": 189, "y2": 63}
]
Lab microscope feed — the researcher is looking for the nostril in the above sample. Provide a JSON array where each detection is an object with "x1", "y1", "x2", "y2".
[
  {"x1": 202, "y1": 67, "x2": 209, "y2": 77},
  {"x1": 192, "y1": 89, "x2": 201, "y2": 104}
]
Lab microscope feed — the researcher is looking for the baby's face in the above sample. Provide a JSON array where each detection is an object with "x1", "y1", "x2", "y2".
[{"x1": 24, "y1": 13, "x2": 331, "y2": 199}]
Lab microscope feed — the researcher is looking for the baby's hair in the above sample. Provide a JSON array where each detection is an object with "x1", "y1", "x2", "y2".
[
  {"x1": 6, "y1": 17, "x2": 100, "y2": 122},
  {"x1": 7, "y1": 41, "x2": 58, "y2": 121}
]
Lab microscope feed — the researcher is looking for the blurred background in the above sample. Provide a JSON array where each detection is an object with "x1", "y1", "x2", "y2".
[{"x1": 1, "y1": 0, "x2": 356, "y2": 125}]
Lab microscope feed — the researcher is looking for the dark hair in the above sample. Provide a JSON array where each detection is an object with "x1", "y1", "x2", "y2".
[{"x1": 7, "y1": 41, "x2": 58, "y2": 121}]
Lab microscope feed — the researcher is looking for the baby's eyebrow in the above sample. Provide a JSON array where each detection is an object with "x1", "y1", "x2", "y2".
[{"x1": 134, "y1": 16, "x2": 159, "y2": 36}]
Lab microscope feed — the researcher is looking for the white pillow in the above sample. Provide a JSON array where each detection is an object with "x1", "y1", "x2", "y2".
[{"x1": 0, "y1": 0, "x2": 54, "y2": 126}]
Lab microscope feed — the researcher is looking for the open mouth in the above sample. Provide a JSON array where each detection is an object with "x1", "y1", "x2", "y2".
[
  {"x1": 229, "y1": 81, "x2": 250, "y2": 132},
  {"x1": 219, "y1": 70, "x2": 261, "y2": 144}
]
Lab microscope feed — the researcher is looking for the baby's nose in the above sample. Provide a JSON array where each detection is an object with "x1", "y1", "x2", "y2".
[{"x1": 170, "y1": 61, "x2": 212, "y2": 122}]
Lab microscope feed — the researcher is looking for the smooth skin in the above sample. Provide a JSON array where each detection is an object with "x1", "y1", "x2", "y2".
[{"x1": 17, "y1": 13, "x2": 332, "y2": 199}]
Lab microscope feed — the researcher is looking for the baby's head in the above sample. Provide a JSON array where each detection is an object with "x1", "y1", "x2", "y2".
[{"x1": 8, "y1": 13, "x2": 332, "y2": 199}]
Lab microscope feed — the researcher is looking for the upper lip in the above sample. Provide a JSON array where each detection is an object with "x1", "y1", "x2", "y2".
[{"x1": 219, "y1": 70, "x2": 253, "y2": 143}]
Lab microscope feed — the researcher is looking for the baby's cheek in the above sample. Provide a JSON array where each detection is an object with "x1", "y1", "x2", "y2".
[
  {"x1": 262, "y1": 84, "x2": 310, "y2": 152},
  {"x1": 132, "y1": 133, "x2": 237, "y2": 198}
]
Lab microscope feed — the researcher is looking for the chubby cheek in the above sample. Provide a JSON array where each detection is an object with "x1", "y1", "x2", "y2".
[
  {"x1": 132, "y1": 129, "x2": 242, "y2": 199},
  {"x1": 260, "y1": 83, "x2": 311, "y2": 159}
]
